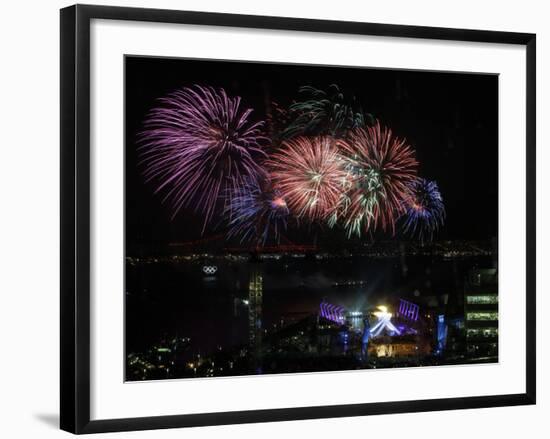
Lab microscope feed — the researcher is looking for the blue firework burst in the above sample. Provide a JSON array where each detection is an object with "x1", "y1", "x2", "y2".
[
  {"x1": 226, "y1": 176, "x2": 289, "y2": 246},
  {"x1": 402, "y1": 179, "x2": 445, "y2": 242}
]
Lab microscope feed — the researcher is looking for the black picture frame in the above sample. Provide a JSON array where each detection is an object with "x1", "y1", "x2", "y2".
[{"x1": 60, "y1": 4, "x2": 536, "y2": 434}]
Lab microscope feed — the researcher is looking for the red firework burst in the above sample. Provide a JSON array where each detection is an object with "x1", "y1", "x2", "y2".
[
  {"x1": 267, "y1": 136, "x2": 348, "y2": 221},
  {"x1": 336, "y1": 122, "x2": 419, "y2": 236}
]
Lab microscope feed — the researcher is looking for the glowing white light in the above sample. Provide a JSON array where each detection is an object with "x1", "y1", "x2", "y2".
[
  {"x1": 370, "y1": 305, "x2": 401, "y2": 337},
  {"x1": 202, "y1": 265, "x2": 218, "y2": 275}
]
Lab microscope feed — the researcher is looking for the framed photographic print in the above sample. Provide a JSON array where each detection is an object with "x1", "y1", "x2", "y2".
[{"x1": 60, "y1": 4, "x2": 536, "y2": 434}]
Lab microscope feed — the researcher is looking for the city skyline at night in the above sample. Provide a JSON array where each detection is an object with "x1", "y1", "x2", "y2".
[{"x1": 125, "y1": 56, "x2": 498, "y2": 381}]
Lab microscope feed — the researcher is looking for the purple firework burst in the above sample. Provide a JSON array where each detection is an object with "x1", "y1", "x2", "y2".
[
  {"x1": 139, "y1": 85, "x2": 268, "y2": 227},
  {"x1": 226, "y1": 176, "x2": 289, "y2": 246},
  {"x1": 402, "y1": 178, "x2": 445, "y2": 242}
]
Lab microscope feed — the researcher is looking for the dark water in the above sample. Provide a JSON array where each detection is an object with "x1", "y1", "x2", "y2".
[{"x1": 125, "y1": 255, "x2": 492, "y2": 356}]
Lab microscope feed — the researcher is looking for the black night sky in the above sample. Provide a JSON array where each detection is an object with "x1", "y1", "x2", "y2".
[{"x1": 125, "y1": 56, "x2": 498, "y2": 254}]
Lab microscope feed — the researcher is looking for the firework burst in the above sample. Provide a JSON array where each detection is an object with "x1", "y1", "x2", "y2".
[
  {"x1": 281, "y1": 84, "x2": 372, "y2": 139},
  {"x1": 333, "y1": 123, "x2": 419, "y2": 237},
  {"x1": 226, "y1": 176, "x2": 289, "y2": 246},
  {"x1": 402, "y1": 178, "x2": 445, "y2": 242},
  {"x1": 139, "y1": 85, "x2": 268, "y2": 227},
  {"x1": 268, "y1": 136, "x2": 348, "y2": 221}
]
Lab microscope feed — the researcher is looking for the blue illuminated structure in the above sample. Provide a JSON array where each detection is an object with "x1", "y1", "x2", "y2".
[
  {"x1": 361, "y1": 317, "x2": 371, "y2": 361},
  {"x1": 436, "y1": 314, "x2": 448, "y2": 354},
  {"x1": 319, "y1": 301, "x2": 346, "y2": 324},
  {"x1": 398, "y1": 299, "x2": 419, "y2": 321},
  {"x1": 319, "y1": 302, "x2": 402, "y2": 337}
]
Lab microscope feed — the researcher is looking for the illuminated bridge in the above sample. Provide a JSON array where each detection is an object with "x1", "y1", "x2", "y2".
[{"x1": 169, "y1": 234, "x2": 318, "y2": 254}]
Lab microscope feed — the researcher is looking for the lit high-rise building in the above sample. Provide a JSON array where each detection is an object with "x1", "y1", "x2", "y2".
[
  {"x1": 248, "y1": 266, "x2": 263, "y2": 369},
  {"x1": 464, "y1": 268, "x2": 498, "y2": 358}
]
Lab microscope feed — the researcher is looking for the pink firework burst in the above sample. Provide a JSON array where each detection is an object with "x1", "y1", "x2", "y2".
[
  {"x1": 335, "y1": 122, "x2": 419, "y2": 236},
  {"x1": 139, "y1": 85, "x2": 268, "y2": 227},
  {"x1": 267, "y1": 136, "x2": 348, "y2": 221}
]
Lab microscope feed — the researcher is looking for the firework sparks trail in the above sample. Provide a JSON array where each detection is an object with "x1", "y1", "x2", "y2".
[
  {"x1": 226, "y1": 176, "x2": 289, "y2": 246},
  {"x1": 267, "y1": 136, "x2": 349, "y2": 221},
  {"x1": 139, "y1": 85, "x2": 268, "y2": 228},
  {"x1": 402, "y1": 178, "x2": 446, "y2": 242},
  {"x1": 333, "y1": 123, "x2": 419, "y2": 237},
  {"x1": 281, "y1": 84, "x2": 372, "y2": 139}
]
